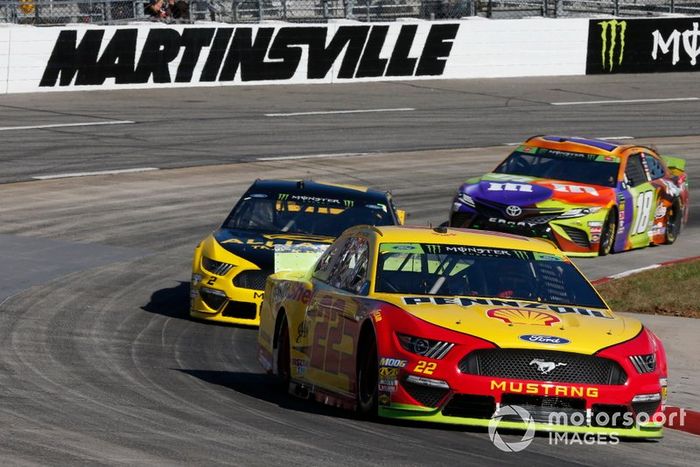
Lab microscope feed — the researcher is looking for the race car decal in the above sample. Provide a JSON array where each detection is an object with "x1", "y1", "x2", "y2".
[
  {"x1": 490, "y1": 380, "x2": 599, "y2": 398},
  {"x1": 402, "y1": 296, "x2": 613, "y2": 318},
  {"x1": 486, "y1": 308, "x2": 561, "y2": 326},
  {"x1": 519, "y1": 334, "x2": 570, "y2": 345},
  {"x1": 379, "y1": 357, "x2": 408, "y2": 368}
]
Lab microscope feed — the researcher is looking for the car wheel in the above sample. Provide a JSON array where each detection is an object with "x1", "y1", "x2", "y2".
[
  {"x1": 599, "y1": 209, "x2": 617, "y2": 256},
  {"x1": 276, "y1": 314, "x2": 291, "y2": 387},
  {"x1": 664, "y1": 200, "x2": 682, "y2": 244},
  {"x1": 357, "y1": 336, "x2": 378, "y2": 417},
  {"x1": 450, "y1": 212, "x2": 471, "y2": 228}
]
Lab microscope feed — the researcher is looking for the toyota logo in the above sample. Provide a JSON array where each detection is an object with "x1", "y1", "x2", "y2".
[{"x1": 505, "y1": 205, "x2": 522, "y2": 217}]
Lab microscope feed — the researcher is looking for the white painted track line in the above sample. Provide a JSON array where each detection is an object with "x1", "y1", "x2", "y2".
[
  {"x1": 0, "y1": 120, "x2": 135, "y2": 131},
  {"x1": 257, "y1": 152, "x2": 370, "y2": 161},
  {"x1": 33, "y1": 167, "x2": 159, "y2": 180},
  {"x1": 551, "y1": 97, "x2": 699, "y2": 106},
  {"x1": 265, "y1": 108, "x2": 415, "y2": 117}
]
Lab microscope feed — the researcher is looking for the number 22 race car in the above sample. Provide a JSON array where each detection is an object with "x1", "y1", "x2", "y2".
[
  {"x1": 449, "y1": 136, "x2": 689, "y2": 256},
  {"x1": 258, "y1": 225, "x2": 668, "y2": 438}
]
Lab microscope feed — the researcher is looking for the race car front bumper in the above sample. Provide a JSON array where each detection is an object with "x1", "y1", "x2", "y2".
[
  {"x1": 450, "y1": 203, "x2": 606, "y2": 257},
  {"x1": 379, "y1": 404, "x2": 663, "y2": 438},
  {"x1": 375, "y1": 306, "x2": 666, "y2": 438}
]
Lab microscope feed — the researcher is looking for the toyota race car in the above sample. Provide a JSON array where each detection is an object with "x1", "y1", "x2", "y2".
[
  {"x1": 449, "y1": 136, "x2": 689, "y2": 256},
  {"x1": 258, "y1": 225, "x2": 668, "y2": 437},
  {"x1": 190, "y1": 179, "x2": 405, "y2": 325}
]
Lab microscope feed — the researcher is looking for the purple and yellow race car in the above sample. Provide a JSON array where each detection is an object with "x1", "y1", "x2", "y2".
[{"x1": 449, "y1": 136, "x2": 690, "y2": 257}]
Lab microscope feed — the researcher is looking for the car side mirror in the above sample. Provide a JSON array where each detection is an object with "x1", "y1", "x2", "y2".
[
  {"x1": 356, "y1": 280, "x2": 370, "y2": 296},
  {"x1": 396, "y1": 209, "x2": 407, "y2": 225}
]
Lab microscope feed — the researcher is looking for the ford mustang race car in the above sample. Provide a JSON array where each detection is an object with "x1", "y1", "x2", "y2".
[
  {"x1": 190, "y1": 179, "x2": 405, "y2": 325},
  {"x1": 449, "y1": 136, "x2": 689, "y2": 256},
  {"x1": 258, "y1": 225, "x2": 668, "y2": 437}
]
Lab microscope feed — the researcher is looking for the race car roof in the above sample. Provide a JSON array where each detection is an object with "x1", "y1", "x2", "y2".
[
  {"x1": 354, "y1": 225, "x2": 563, "y2": 255},
  {"x1": 248, "y1": 179, "x2": 389, "y2": 203},
  {"x1": 526, "y1": 135, "x2": 650, "y2": 157}
]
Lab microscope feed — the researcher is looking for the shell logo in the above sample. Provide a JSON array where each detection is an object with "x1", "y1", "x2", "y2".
[{"x1": 486, "y1": 308, "x2": 560, "y2": 327}]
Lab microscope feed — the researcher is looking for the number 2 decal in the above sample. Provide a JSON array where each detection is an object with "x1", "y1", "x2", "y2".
[
  {"x1": 414, "y1": 361, "x2": 437, "y2": 375},
  {"x1": 632, "y1": 191, "x2": 654, "y2": 235}
]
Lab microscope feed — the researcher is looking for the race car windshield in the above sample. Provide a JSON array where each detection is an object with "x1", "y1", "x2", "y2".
[
  {"x1": 494, "y1": 149, "x2": 619, "y2": 187},
  {"x1": 224, "y1": 194, "x2": 394, "y2": 237},
  {"x1": 375, "y1": 243, "x2": 606, "y2": 308}
]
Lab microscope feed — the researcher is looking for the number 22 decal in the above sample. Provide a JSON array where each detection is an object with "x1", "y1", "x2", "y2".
[
  {"x1": 414, "y1": 361, "x2": 437, "y2": 375},
  {"x1": 632, "y1": 191, "x2": 654, "y2": 235}
]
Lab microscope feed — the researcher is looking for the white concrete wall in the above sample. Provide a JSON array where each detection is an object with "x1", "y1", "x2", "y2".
[{"x1": 0, "y1": 18, "x2": 590, "y2": 94}]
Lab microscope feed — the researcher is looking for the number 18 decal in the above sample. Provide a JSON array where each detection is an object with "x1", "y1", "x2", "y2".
[{"x1": 632, "y1": 191, "x2": 654, "y2": 235}]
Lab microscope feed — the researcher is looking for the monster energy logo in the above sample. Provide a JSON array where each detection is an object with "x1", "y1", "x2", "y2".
[
  {"x1": 426, "y1": 244, "x2": 442, "y2": 254},
  {"x1": 599, "y1": 19, "x2": 627, "y2": 72},
  {"x1": 343, "y1": 200, "x2": 354, "y2": 207},
  {"x1": 278, "y1": 193, "x2": 290, "y2": 201},
  {"x1": 513, "y1": 250, "x2": 529, "y2": 260}
]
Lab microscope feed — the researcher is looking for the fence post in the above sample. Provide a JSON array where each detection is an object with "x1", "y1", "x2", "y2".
[
  {"x1": 104, "y1": 0, "x2": 112, "y2": 22},
  {"x1": 282, "y1": 0, "x2": 286, "y2": 19},
  {"x1": 670, "y1": 0, "x2": 675, "y2": 14},
  {"x1": 614, "y1": 0, "x2": 619, "y2": 16},
  {"x1": 345, "y1": 0, "x2": 354, "y2": 19},
  {"x1": 258, "y1": 0, "x2": 263, "y2": 20}
]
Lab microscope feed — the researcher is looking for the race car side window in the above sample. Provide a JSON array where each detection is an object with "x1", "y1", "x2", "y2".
[
  {"x1": 644, "y1": 154, "x2": 666, "y2": 180},
  {"x1": 624, "y1": 154, "x2": 648, "y2": 187},
  {"x1": 312, "y1": 238, "x2": 348, "y2": 283},
  {"x1": 328, "y1": 237, "x2": 370, "y2": 294}
]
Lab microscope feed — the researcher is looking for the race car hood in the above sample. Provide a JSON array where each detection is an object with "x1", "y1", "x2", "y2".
[
  {"x1": 211, "y1": 228, "x2": 333, "y2": 270},
  {"x1": 460, "y1": 173, "x2": 616, "y2": 208},
  {"x1": 378, "y1": 294, "x2": 642, "y2": 354}
]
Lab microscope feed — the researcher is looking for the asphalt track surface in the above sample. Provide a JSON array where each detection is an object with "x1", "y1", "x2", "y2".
[{"x1": 1, "y1": 74, "x2": 700, "y2": 465}]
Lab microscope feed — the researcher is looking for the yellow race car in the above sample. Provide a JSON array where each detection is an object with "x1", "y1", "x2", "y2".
[
  {"x1": 258, "y1": 225, "x2": 668, "y2": 437},
  {"x1": 190, "y1": 179, "x2": 405, "y2": 325}
]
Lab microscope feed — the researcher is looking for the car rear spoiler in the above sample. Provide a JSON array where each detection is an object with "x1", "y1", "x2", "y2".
[
  {"x1": 274, "y1": 243, "x2": 329, "y2": 273},
  {"x1": 661, "y1": 155, "x2": 686, "y2": 172}
]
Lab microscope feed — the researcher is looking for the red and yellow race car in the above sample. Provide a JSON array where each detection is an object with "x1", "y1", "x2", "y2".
[
  {"x1": 258, "y1": 225, "x2": 668, "y2": 437},
  {"x1": 449, "y1": 136, "x2": 690, "y2": 256}
]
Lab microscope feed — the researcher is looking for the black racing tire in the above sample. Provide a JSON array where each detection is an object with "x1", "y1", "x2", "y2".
[
  {"x1": 598, "y1": 208, "x2": 618, "y2": 256},
  {"x1": 664, "y1": 200, "x2": 682, "y2": 245},
  {"x1": 276, "y1": 314, "x2": 291, "y2": 388},
  {"x1": 450, "y1": 212, "x2": 471, "y2": 228},
  {"x1": 357, "y1": 335, "x2": 378, "y2": 417}
]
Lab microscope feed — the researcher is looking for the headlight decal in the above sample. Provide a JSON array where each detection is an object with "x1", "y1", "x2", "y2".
[
  {"x1": 629, "y1": 354, "x2": 656, "y2": 373},
  {"x1": 457, "y1": 192, "x2": 475, "y2": 207},
  {"x1": 557, "y1": 207, "x2": 602, "y2": 219},
  {"x1": 398, "y1": 334, "x2": 454, "y2": 359},
  {"x1": 202, "y1": 256, "x2": 235, "y2": 276}
]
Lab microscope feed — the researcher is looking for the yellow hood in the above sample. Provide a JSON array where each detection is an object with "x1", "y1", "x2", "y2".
[{"x1": 377, "y1": 294, "x2": 642, "y2": 354}]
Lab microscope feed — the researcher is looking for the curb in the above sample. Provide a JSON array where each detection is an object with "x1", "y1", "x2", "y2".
[
  {"x1": 592, "y1": 255, "x2": 700, "y2": 286},
  {"x1": 664, "y1": 406, "x2": 700, "y2": 436}
]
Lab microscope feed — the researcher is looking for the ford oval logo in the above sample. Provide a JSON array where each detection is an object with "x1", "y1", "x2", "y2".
[{"x1": 520, "y1": 334, "x2": 570, "y2": 345}]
